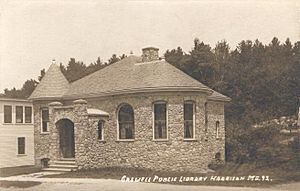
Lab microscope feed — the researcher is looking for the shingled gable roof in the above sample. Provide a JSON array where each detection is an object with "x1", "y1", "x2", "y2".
[
  {"x1": 29, "y1": 54, "x2": 230, "y2": 102},
  {"x1": 63, "y1": 55, "x2": 217, "y2": 99},
  {"x1": 29, "y1": 63, "x2": 69, "y2": 100}
]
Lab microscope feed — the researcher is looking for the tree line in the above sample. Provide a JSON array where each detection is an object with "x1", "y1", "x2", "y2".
[
  {"x1": 2, "y1": 37, "x2": 300, "y2": 127},
  {"x1": 165, "y1": 37, "x2": 300, "y2": 126},
  {"x1": 2, "y1": 37, "x2": 300, "y2": 162},
  {"x1": 164, "y1": 38, "x2": 300, "y2": 163},
  {"x1": 2, "y1": 54, "x2": 127, "y2": 98}
]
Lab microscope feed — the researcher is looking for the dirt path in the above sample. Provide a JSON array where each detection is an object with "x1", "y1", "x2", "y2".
[
  {"x1": 1, "y1": 172, "x2": 299, "y2": 191},
  {"x1": 0, "y1": 178, "x2": 299, "y2": 191}
]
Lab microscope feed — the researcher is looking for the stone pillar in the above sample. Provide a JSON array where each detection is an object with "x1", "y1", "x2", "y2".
[
  {"x1": 48, "y1": 101, "x2": 63, "y2": 163},
  {"x1": 73, "y1": 99, "x2": 89, "y2": 168}
]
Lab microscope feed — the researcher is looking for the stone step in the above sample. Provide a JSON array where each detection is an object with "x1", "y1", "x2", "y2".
[
  {"x1": 43, "y1": 158, "x2": 78, "y2": 172},
  {"x1": 60, "y1": 158, "x2": 75, "y2": 161},
  {"x1": 53, "y1": 160, "x2": 76, "y2": 165},
  {"x1": 42, "y1": 168, "x2": 73, "y2": 172},
  {"x1": 49, "y1": 164, "x2": 78, "y2": 169}
]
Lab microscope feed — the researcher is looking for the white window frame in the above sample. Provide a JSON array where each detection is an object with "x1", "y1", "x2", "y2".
[
  {"x1": 183, "y1": 101, "x2": 196, "y2": 140},
  {"x1": 16, "y1": 137, "x2": 26, "y2": 155},
  {"x1": 116, "y1": 103, "x2": 135, "y2": 141},
  {"x1": 41, "y1": 108, "x2": 49, "y2": 133},
  {"x1": 97, "y1": 120, "x2": 105, "y2": 141},
  {"x1": 24, "y1": 106, "x2": 33, "y2": 124},
  {"x1": 15, "y1": 105, "x2": 24, "y2": 124},
  {"x1": 152, "y1": 101, "x2": 168, "y2": 141},
  {"x1": 3, "y1": 105, "x2": 12, "y2": 124}
]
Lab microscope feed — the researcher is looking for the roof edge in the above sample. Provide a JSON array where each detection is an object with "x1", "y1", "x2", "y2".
[
  {"x1": 63, "y1": 86, "x2": 213, "y2": 100},
  {"x1": 28, "y1": 96, "x2": 64, "y2": 101},
  {"x1": 0, "y1": 98, "x2": 32, "y2": 102},
  {"x1": 208, "y1": 95, "x2": 231, "y2": 102}
]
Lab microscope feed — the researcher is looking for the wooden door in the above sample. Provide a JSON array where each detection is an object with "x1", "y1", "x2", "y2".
[{"x1": 59, "y1": 121, "x2": 75, "y2": 158}]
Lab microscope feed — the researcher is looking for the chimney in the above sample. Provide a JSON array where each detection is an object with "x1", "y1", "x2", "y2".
[{"x1": 142, "y1": 47, "x2": 159, "y2": 62}]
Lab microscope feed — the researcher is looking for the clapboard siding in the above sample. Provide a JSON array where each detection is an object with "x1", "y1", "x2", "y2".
[{"x1": 0, "y1": 98, "x2": 34, "y2": 168}]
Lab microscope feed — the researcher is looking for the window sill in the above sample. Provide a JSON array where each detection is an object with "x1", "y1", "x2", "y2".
[
  {"x1": 2, "y1": 123, "x2": 33, "y2": 125},
  {"x1": 183, "y1": 139, "x2": 197, "y2": 142},
  {"x1": 40, "y1": 132, "x2": 50, "y2": 135},
  {"x1": 98, "y1": 140, "x2": 106, "y2": 143},
  {"x1": 152, "y1": 139, "x2": 169, "y2": 142},
  {"x1": 17, "y1": 154, "x2": 27, "y2": 157},
  {"x1": 116, "y1": 139, "x2": 135, "y2": 142}
]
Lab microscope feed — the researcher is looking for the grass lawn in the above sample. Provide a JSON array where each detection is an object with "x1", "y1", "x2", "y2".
[
  {"x1": 0, "y1": 165, "x2": 41, "y2": 177},
  {"x1": 42, "y1": 162, "x2": 300, "y2": 187}
]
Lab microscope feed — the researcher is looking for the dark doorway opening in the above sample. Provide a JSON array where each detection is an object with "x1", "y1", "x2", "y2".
[{"x1": 56, "y1": 119, "x2": 75, "y2": 158}]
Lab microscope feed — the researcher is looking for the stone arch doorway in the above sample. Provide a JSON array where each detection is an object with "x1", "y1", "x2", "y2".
[{"x1": 56, "y1": 118, "x2": 75, "y2": 158}]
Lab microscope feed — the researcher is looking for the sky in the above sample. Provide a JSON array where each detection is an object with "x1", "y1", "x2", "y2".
[{"x1": 0, "y1": 0, "x2": 299, "y2": 93}]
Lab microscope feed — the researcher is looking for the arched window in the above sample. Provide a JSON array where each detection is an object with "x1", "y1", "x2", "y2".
[
  {"x1": 98, "y1": 120, "x2": 104, "y2": 140},
  {"x1": 216, "y1": 121, "x2": 220, "y2": 139},
  {"x1": 118, "y1": 104, "x2": 134, "y2": 139}
]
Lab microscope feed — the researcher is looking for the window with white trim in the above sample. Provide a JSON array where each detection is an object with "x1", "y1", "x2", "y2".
[
  {"x1": 216, "y1": 121, "x2": 220, "y2": 139},
  {"x1": 153, "y1": 102, "x2": 167, "y2": 139},
  {"x1": 41, "y1": 108, "x2": 49, "y2": 132},
  {"x1": 17, "y1": 137, "x2": 25, "y2": 155},
  {"x1": 118, "y1": 104, "x2": 134, "y2": 139},
  {"x1": 16, "y1": 106, "x2": 23, "y2": 123},
  {"x1": 184, "y1": 101, "x2": 195, "y2": 139},
  {"x1": 97, "y1": 120, "x2": 104, "y2": 140},
  {"x1": 4, "y1": 105, "x2": 12, "y2": 123},
  {"x1": 25, "y1": 106, "x2": 32, "y2": 123}
]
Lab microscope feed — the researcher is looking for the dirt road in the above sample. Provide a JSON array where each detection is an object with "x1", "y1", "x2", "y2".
[{"x1": 0, "y1": 178, "x2": 299, "y2": 191}]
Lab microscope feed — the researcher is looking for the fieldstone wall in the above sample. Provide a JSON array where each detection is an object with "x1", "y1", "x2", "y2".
[
  {"x1": 48, "y1": 102, "x2": 76, "y2": 162},
  {"x1": 75, "y1": 92, "x2": 226, "y2": 172},
  {"x1": 33, "y1": 92, "x2": 226, "y2": 172},
  {"x1": 33, "y1": 100, "x2": 86, "y2": 165},
  {"x1": 33, "y1": 100, "x2": 52, "y2": 165},
  {"x1": 207, "y1": 101, "x2": 226, "y2": 161}
]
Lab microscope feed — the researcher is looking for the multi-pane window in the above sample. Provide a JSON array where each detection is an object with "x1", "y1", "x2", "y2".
[
  {"x1": 25, "y1": 107, "x2": 32, "y2": 123},
  {"x1": 4, "y1": 105, "x2": 12, "y2": 123},
  {"x1": 118, "y1": 104, "x2": 134, "y2": 139},
  {"x1": 98, "y1": 120, "x2": 104, "y2": 140},
  {"x1": 16, "y1": 106, "x2": 23, "y2": 123},
  {"x1": 216, "y1": 121, "x2": 220, "y2": 139},
  {"x1": 17, "y1": 137, "x2": 25, "y2": 155},
  {"x1": 41, "y1": 108, "x2": 49, "y2": 132},
  {"x1": 154, "y1": 102, "x2": 167, "y2": 139},
  {"x1": 184, "y1": 101, "x2": 194, "y2": 139}
]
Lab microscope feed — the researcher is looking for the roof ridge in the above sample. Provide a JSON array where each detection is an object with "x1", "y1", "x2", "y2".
[{"x1": 69, "y1": 55, "x2": 141, "y2": 85}]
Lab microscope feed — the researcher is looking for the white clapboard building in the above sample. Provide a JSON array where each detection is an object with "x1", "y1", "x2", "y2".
[{"x1": 0, "y1": 98, "x2": 34, "y2": 168}]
